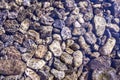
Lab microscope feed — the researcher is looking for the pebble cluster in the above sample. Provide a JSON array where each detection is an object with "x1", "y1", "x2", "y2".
[{"x1": 0, "y1": 0, "x2": 120, "y2": 80}]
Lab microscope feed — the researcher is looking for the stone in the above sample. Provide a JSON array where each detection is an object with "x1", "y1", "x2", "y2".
[
  {"x1": 78, "y1": 13, "x2": 84, "y2": 24},
  {"x1": 49, "y1": 40, "x2": 62, "y2": 56},
  {"x1": 51, "y1": 69, "x2": 65, "y2": 80},
  {"x1": 19, "y1": 19, "x2": 30, "y2": 34},
  {"x1": 73, "y1": 21, "x2": 81, "y2": 28},
  {"x1": 84, "y1": 32, "x2": 97, "y2": 44},
  {"x1": 61, "y1": 52, "x2": 73, "y2": 64},
  {"x1": 25, "y1": 68, "x2": 40, "y2": 80},
  {"x1": 54, "y1": 58, "x2": 68, "y2": 71},
  {"x1": 22, "y1": 52, "x2": 34, "y2": 62},
  {"x1": 0, "y1": 40, "x2": 4, "y2": 51},
  {"x1": 65, "y1": 48, "x2": 74, "y2": 54},
  {"x1": 63, "y1": 72, "x2": 78, "y2": 80},
  {"x1": 65, "y1": 0, "x2": 75, "y2": 11},
  {"x1": 35, "y1": 45, "x2": 47, "y2": 58},
  {"x1": 0, "y1": 59, "x2": 26, "y2": 75},
  {"x1": 61, "y1": 27, "x2": 72, "y2": 40},
  {"x1": 53, "y1": 19, "x2": 65, "y2": 29},
  {"x1": 69, "y1": 43, "x2": 80, "y2": 51},
  {"x1": 66, "y1": 39, "x2": 74, "y2": 47},
  {"x1": 53, "y1": 34, "x2": 62, "y2": 41},
  {"x1": 100, "y1": 37, "x2": 116, "y2": 55},
  {"x1": 0, "y1": 46, "x2": 21, "y2": 59},
  {"x1": 65, "y1": 15, "x2": 76, "y2": 27},
  {"x1": 72, "y1": 27, "x2": 86, "y2": 36},
  {"x1": 114, "y1": 0, "x2": 120, "y2": 17},
  {"x1": 27, "y1": 58, "x2": 46, "y2": 69},
  {"x1": 107, "y1": 23, "x2": 119, "y2": 32},
  {"x1": 0, "y1": 26, "x2": 5, "y2": 35},
  {"x1": 73, "y1": 50, "x2": 83, "y2": 67},
  {"x1": 94, "y1": 15, "x2": 106, "y2": 36},
  {"x1": 91, "y1": 52, "x2": 100, "y2": 58},
  {"x1": 45, "y1": 51, "x2": 52, "y2": 61},
  {"x1": 14, "y1": 32, "x2": 24, "y2": 44}
]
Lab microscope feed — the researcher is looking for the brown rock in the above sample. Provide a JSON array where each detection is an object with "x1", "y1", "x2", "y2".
[{"x1": 0, "y1": 59, "x2": 26, "y2": 75}]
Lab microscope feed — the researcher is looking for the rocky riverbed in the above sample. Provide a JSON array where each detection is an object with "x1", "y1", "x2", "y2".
[{"x1": 0, "y1": 0, "x2": 120, "y2": 80}]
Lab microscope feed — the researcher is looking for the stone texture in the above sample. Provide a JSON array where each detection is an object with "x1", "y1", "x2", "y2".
[
  {"x1": 49, "y1": 40, "x2": 62, "y2": 56},
  {"x1": 53, "y1": 19, "x2": 65, "y2": 29},
  {"x1": 0, "y1": 59, "x2": 26, "y2": 75}
]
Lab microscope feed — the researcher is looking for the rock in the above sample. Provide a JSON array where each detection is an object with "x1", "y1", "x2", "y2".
[
  {"x1": 35, "y1": 45, "x2": 47, "y2": 58},
  {"x1": 53, "y1": 34, "x2": 62, "y2": 41},
  {"x1": 40, "y1": 26, "x2": 53, "y2": 38},
  {"x1": 22, "y1": 52, "x2": 34, "y2": 62},
  {"x1": 40, "y1": 16, "x2": 54, "y2": 26},
  {"x1": 25, "y1": 68, "x2": 40, "y2": 80},
  {"x1": 65, "y1": 48, "x2": 74, "y2": 54},
  {"x1": 73, "y1": 50, "x2": 83, "y2": 67},
  {"x1": 45, "y1": 51, "x2": 52, "y2": 61},
  {"x1": 94, "y1": 15, "x2": 106, "y2": 36},
  {"x1": 27, "y1": 58, "x2": 46, "y2": 69},
  {"x1": 8, "y1": 12, "x2": 18, "y2": 19},
  {"x1": 100, "y1": 37, "x2": 116, "y2": 55},
  {"x1": 54, "y1": 58, "x2": 68, "y2": 71},
  {"x1": 69, "y1": 43, "x2": 80, "y2": 51},
  {"x1": 92, "y1": 68, "x2": 118, "y2": 80},
  {"x1": 0, "y1": 26, "x2": 5, "y2": 35},
  {"x1": 114, "y1": 0, "x2": 120, "y2": 17},
  {"x1": 0, "y1": 59, "x2": 26, "y2": 75},
  {"x1": 51, "y1": 69, "x2": 65, "y2": 80},
  {"x1": 65, "y1": 0, "x2": 75, "y2": 11},
  {"x1": 65, "y1": 15, "x2": 76, "y2": 27},
  {"x1": 61, "y1": 52, "x2": 73, "y2": 64},
  {"x1": 91, "y1": 52, "x2": 100, "y2": 58},
  {"x1": 89, "y1": 56, "x2": 111, "y2": 70},
  {"x1": 0, "y1": 40, "x2": 4, "y2": 51},
  {"x1": 63, "y1": 72, "x2": 78, "y2": 80},
  {"x1": 53, "y1": 19, "x2": 65, "y2": 29},
  {"x1": 107, "y1": 23, "x2": 119, "y2": 32},
  {"x1": 84, "y1": 32, "x2": 97, "y2": 44},
  {"x1": 72, "y1": 27, "x2": 86, "y2": 36},
  {"x1": 19, "y1": 19, "x2": 30, "y2": 34},
  {"x1": 112, "y1": 59, "x2": 120, "y2": 69},
  {"x1": 49, "y1": 40, "x2": 62, "y2": 56},
  {"x1": 78, "y1": 13, "x2": 85, "y2": 24},
  {"x1": 73, "y1": 21, "x2": 81, "y2": 28},
  {"x1": 66, "y1": 39, "x2": 74, "y2": 47},
  {"x1": 38, "y1": 70, "x2": 48, "y2": 80},
  {"x1": 61, "y1": 27, "x2": 72, "y2": 40},
  {"x1": 14, "y1": 32, "x2": 24, "y2": 44},
  {"x1": 0, "y1": 46, "x2": 21, "y2": 59},
  {"x1": 2, "y1": 74, "x2": 22, "y2": 80},
  {"x1": 43, "y1": 2, "x2": 50, "y2": 8}
]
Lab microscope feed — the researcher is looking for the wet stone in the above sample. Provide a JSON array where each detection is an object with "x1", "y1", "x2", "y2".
[
  {"x1": 51, "y1": 69, "x2": 65, "y2": 80},
  {"x1": 94, "y1": 15, "x2": 106, "y2": 36},
  {"x1": 61, "y1": 27, "x2": 72, "y2": 40},
  {"x1": 53, "y1": 19, "x2": 65, "y2": 29},
  {"x1": 84, "y1": 32, "x2": 97, "y2": 44},
  {"x1": 27, "y1": 58, "x2": 46, "y2": 70},
  {"x1": 54, "y1": 58, "x2": 68, "y2": 71},
  {"x1": 61, "y1": 52, "x2": 73, "y2": 64},
  {"x1": 0, "y1": 59, "x2": 26, "y2": 75},
  {"x1": 25, "y1": 68, "x2": 40, "y2": 80},
  {"x1": 49, "y1": 40, "x2": 62, "y2": 56},
  {"x1": 35, "y1": 45, "x2": 47, "y2": 58},
  {"x1": 100, "y1": 37, "x2": 116, "y2": 55}
]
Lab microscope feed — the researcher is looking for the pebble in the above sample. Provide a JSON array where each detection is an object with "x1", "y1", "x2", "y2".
[
  {"x1": 65, "y1": 48, "x2": 74, "y2": 54},
  {"x1": 73, "y1": 50, "x2": 83, "y2": 67},
  {"x1": 35, "y1": 45, "x2": 47, "y2": 58},
  {"x1": 73, "y1": 21, "x2": 81, "y2": 28},
  {"x1": 54, "y1": 58, "x2": 68, "y2": 71},
  {"x1": 53, "y1": 34, "x2": 62, "y2": 41},
  {"x1": 0, "y1": 26, "x2": 5, "y2": 35},
  {"x1": 69, "y1": 43, "x2": 80, "y2": 51},
  {"x1": 94, "y1": 15, "x2": 106, "y2": 36},
  {"x1": 0, "y1": 40, "x2": 4, "y2": 51},
  {"x1": 0, "y1": 59, "x2": 26, "y2": 75},
  {"x1": 22, "y1": 52, "x2": 34, "y2": 62},
  {"x1": 51, "y1": 69, "x2": 65, "y2": 80},
  {"x1": 65, "y1": 0, "x2": 75, "y2": 11},
  {"x1": 84, "y1": 32, "x2": 97, "y2": 44},
  {"x1": 107, "y1": 23, "x2": 119, "y2": 32},
  {"x1": 27, "y1": 58, "x2": 46, "y2": 69},
  {"x1": 72, "y1": 27, "x2": 86, "y2": 36},
  {"x1": 53, "y1": 19, "x2": 65, "y2": 29},
  {"x1": 25, "y1": 68, "x2": 40, "y2": 80},
  {"x1": 45, "y1": 51, "x2": 52, "y2": 61},
  {"x1": 61, "y1": 52, "x2": 73, "y2": 64},
  {"x1": 78, "y1": 14, "x2": 85, "y2": 24},
  {"x1": 61, "y1": 27, "x2": 72, "y2": 40},
  {"x1": 91, "y1": 52, "x2": 100, "y2": 58},
  {"x1": 100, "y1": 37, "x2": 116, "y2": 55},
  {"x1": 14, "y1": 32, "x2": 24, "y2": 44},
  {"x1": 66, "y1": 39, "x2": 74, "y2": 47},
  {"x1": 65, "y1": 15, "x2": 76, "y2": 27},
  {"x1": 49, "y1": 40, "x2": 62, "y2": 56}
]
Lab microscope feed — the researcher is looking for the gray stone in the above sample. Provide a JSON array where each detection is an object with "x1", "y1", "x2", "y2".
[{"x1": 53, "y1": 19, "x2": 65, "y2": 29}]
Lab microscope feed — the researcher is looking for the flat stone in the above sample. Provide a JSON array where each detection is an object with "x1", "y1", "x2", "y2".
[
  {"x1": 61, "y1": 27, "x2": 72, "y2": 40},
  {"x1": 25, "y1": 68, "x2": 40, "y2": 80},
  {"x1": 54, "y1": 58, "x2": 68, "y2": 71},
  {"x1": 61, "y1": 52, "x2": 73, "y2": 64},
  {"x1": 51, "y1": 69, "x2": 65, "y2": 80},
  {"x1": 84, "y1": 32, "x2": 97, "y2": 44},
  {"x1": 94, "y1": 15, "x2": 106, "y2": 36},
  {"x1": 0, "y1": 59, "x2": 26, "y2": 75},
  {"x1": 100, "y1": 37, "x2": 116, "y2": 55},
  {"x1": 27, "y1": 58, "x2": 46, "y2": 69},
  {"x1": 73, "y1": 50, "x2": 83, "y2": 67},
  {"x1": 49, "y1": 40, "x2": 62, "y2": 56},
  {"x1": 35, "y1": 45, "x2": 47, "y2": 58}
]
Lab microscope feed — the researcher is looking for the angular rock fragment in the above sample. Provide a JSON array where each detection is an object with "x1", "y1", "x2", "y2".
[
  {"x1": 73, "y1": 50, "x2": 83, "y2": 67},
  {"x1": 65, "y1": 16, "x2": 76, "y2": 27},
  {"x1": 49, "y1": 40, "x2": 62, "y2": 56},
  {"x1": 51, "y1": 69, "x2": 65, "y2": 80},
  {"x1": 0, "y1": 40, "x2": 4, "y2": 51},
  {"x1": 14, "y1": 32, "x2": 24, "y2": 44},
  {"x1": 54, "y1": 58, "x2": 68, "y2": 71},
  {"x1": 45, "y1": 51, "x2": 52, "y2": 61},
  {"x1": 25, "y1": 68, "x2": 40, "y2": 80},
  {"x1": 61, "y1": 27, "x2": 72, "y2": 40},
  {"x1": 65, "y1": 0, "x2": 75, "y2": 11},
  {"x1": 22, "y1": 52, "x2": 34, "y2": 62},
  {"x1": 0, "y1": 59, "x2": 26, "y2": 75},
  {"x1": 53, "y1": 19, "x2": 65, "y2": 29},
  {"x1": 84, "y1": 32, "x2": 97, "y2": 44},
  {"x1": 69, "y1": 43, "x2": 80, "y2": 51},
  {"x1": 61, "y1": 52, "x2": 73, "y2": 64},
  {"x1": 100, "y1": 37, "x2": 116, "y2": 55},
  {"x1": 72, "y1": 27, "x2": 86, "y2": 36},
  {"x1": 0, "y1": 26, "x2": 5, "y2": 35},
  {"x1": 27, "y1": 58, "x2": 46, "y2": 70},
  {"x1": 94, "y1": 15, "x2": 106, "y2": 36},
  {"x1": 114, "y1": 0, "x2": 120, "y2": 17},
  {"x1": 73, "y1": 21, "x2": 81, "y2": 28},
  {"x1": 35, "y1": 45, "x2": 47, "y2": 58},
  {"x1": 107, "y1": 23, "x2": 119, "y2": 32}
]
